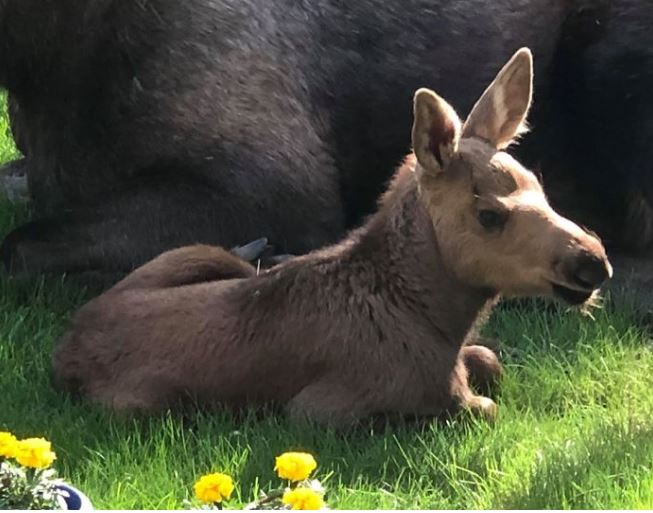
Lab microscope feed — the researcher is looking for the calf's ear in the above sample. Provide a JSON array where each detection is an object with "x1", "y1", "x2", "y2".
[
  {"x1": 462, "y1": 47, "x2": 533, "y2": 149},
  {"x1": 412, "y1": 88, "x2": 461, "y2": 175}
]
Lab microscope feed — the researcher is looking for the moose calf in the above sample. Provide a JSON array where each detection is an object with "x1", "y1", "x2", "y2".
[{"x1": 52, "y1": 49, "x2": 611, "y2": 426}]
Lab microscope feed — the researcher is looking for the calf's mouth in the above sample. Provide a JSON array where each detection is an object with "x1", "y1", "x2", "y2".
[{"x1": 550, "y1": 282, "x2": 595, "y2": 306}]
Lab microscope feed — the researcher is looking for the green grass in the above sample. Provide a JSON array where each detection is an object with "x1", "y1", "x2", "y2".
[
  {"x1": 0, "y1": 97, "x2": 652, "y2": 510},
  {"x1": 0, "y1": 92, "x2": 18, "y2": 163}
]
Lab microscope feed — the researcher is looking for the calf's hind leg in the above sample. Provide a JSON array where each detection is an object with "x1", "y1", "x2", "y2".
[
  {"x1": 88, "y1": 371, "x2": 184, "y2": 414},
  {"x1": 446, "y1": 357, "x2": 499, "y2": 422},
  {"x1": 113, "y1": 244, "x2": 259, "y2": 292}
]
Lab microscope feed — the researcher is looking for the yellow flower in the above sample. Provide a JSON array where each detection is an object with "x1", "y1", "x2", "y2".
[
  {"x1": 14, "y1": 438, "x2": 57, "y2": 469},
  {"x1": 194, "y1": 472, "x2": 235, "y2": 504},
  {"x1": 274, "y1": 452, "x2": 317, "y2": 482},
  {"x1": 282, "y1": 488, "x2": 325, "y2": 510},
  {"x1": 0, "y1": 431, "x2": 18, "y2": 459}
]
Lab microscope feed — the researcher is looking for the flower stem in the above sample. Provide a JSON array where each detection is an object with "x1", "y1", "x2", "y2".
[{"x1": 245, "y1": 489, "x2": 284, "y2": 510}]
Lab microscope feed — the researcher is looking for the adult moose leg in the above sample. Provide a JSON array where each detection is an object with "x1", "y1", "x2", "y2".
[
  {"x1": 2, "y1": 172, "x2": 343, "y2": 289},
  {"x1": 1, "y1": 182, "x2": 236, "y2": 288}
]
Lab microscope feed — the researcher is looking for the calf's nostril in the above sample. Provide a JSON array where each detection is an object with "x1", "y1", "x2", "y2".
[{"x1": 572, "y1": 253, "x2": 610, "y2": 289}]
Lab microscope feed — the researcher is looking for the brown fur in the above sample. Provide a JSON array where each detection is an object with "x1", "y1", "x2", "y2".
[{"x1": 51, "y1": 49, "x2": 611, "y2": 426}]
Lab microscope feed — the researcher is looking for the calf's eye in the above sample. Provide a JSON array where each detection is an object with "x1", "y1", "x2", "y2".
[{"x1": 477, "y1": 209, "x2": 507, "y2": 230}]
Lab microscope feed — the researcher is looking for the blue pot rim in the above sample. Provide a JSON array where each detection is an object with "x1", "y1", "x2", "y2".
[{"x1": 55, "y1": 483, "x2": 94, "y2": 511}]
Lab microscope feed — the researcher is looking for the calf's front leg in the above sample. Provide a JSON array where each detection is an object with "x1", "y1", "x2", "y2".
[
  {"x1": 461, "y1": 344, "x2": 503, "y2": 398},
  {"x1": 285, "y1": 379, "x2": 374, "y2": 428},
  {"x1": 449, "y1": 357, "x2": 499, "y2": 422}
]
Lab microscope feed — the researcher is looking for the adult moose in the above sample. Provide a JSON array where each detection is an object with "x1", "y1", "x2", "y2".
[
  {"x1": 52, "y1": 50, "x2": 612, "y2": 424},
  {"x1": 0, "y1": 0, "x2": 649, "y2": 287}
]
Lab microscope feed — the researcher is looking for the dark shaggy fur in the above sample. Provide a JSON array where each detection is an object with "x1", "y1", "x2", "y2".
[{"x1": 0, "y1": 0, "x2": 650, "y2": 284}]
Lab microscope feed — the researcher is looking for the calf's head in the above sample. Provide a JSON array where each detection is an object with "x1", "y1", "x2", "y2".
[{"x1": 411, "y1": 48, "x2": 611, "y2": 304}]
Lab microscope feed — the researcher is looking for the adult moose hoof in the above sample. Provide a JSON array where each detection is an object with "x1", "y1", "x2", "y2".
[
  {"x1": 1, "y1": 216, "x2": 125, "y2": 292},
  {"x1": 1, "y1": 218, "x2": 65, "y2": 277},
  {"x1": 2, "y1": 222, "x2": 44, "y2": 276}
]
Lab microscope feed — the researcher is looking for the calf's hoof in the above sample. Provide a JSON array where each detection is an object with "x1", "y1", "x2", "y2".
[
  {"x1": 467, "y1": 395, "x2": 498, "y2": 423},
  {"x1": 230, "y1": 238, "x2": 295, "y2": 268},
  {"x1": 266, "y1": 254, "x2": 295, "y2": 265},
  {"x1": 230, "y1": 238, "x2": 269, "y2": 262}
]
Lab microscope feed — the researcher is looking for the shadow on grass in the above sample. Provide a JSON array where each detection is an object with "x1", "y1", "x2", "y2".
[{"x1": 497, "y1": 418, "x2": 653, "y2": 508}]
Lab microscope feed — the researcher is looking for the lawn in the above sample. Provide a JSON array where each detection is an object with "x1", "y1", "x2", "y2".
[{"x1": 0, "y1": 97, "x2": 652, "y2": 509}]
